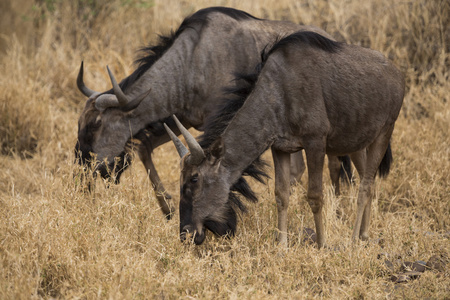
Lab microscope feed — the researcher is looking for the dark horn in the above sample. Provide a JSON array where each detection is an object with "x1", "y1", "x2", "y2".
[
  {"x1": 164, "y1": 123, "x2": 189, "y2": 158},
  {"x1": 77, "y1": 61, "x2": 98, "y2": 97},
  {"x1": 172, "y1": 115, "x2": 205, "y2": 165},
  {"x1": 106, "y1": 65, "x2": 130, "y2": 107},
  {"x1": 121, "y1": 88, "x2": 151, "y2": 112}
]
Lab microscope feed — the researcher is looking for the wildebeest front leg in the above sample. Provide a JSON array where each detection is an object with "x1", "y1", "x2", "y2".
[
  {"x1": 290, "y1": 151, "x2": 306, "y2": 185},
  {"x1": 304, "y1": 141, "x2": 326, "y2": 248},
  {"x1": 137, "y1": 143, "x2": 175, "y2": 219},
  {"x1": 352, "y1": 131, "x2": 392, "y2": 241},
  {"x1": 272, "y1": 147, "x2": 291, "y2": 247}
]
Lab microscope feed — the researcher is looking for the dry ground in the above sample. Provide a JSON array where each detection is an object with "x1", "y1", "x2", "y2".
[{"x1": 0, "y1": 0, "x2": 449, "y2": 298}]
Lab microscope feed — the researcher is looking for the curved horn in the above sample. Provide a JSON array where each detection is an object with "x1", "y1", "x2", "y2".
[
  {"x1": 121, "y1": 88, "x2": 151, "y2": 112},
  {"x1": 172, "y1": 115, "x2": 205, "y2": 165},
  {"x1": 106, "y1": 65, "x2": 130, "y2": 107},
  {"x1": 77, "y1": 61, "x2": 98, "y2": 97},
  {"x1": 164, "y1": 123, "x2": 188, "y2": 158}
]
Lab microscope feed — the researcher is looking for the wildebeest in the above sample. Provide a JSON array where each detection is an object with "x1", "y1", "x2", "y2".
[
  {"x1": 75, "y1": 7, "x2": 349, "y2": 218},
  {"x1": 166, "y1": 31, "x2": 405, "y2": 247}
]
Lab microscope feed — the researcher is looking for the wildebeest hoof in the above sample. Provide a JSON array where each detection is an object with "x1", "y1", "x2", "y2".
[
  {"x1": 359, "y1": 233, "x2": 369, "y2": 241},
  {"x1": 301, "y1": 227, "x2": 317, "y2": 245}
]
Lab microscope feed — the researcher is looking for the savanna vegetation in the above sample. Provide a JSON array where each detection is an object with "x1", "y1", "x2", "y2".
[{"x1": 0, "y1": 0, "x2": 448, "y2": 298}]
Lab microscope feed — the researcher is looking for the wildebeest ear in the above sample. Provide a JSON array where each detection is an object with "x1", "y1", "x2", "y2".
[{"x1": 210, "y1": 137, "x2": 225, "y2": 160}]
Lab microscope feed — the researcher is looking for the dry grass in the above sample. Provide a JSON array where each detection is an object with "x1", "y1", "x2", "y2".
[{"x1": 1, "y1": 0, "x2": 449, "y2": 298}]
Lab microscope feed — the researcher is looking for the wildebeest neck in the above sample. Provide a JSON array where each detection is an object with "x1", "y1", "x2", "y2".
[{"x1": 196, "y1": 72, "x2": 269, "y2": 212}]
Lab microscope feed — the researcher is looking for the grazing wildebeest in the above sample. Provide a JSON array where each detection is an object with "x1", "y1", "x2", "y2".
[
  {"x1": 75, "y1": 7, "x2": 349, "y2": 218},
  {"x1": 166, "y1": 31, "x2": 405, "y2": 247}
]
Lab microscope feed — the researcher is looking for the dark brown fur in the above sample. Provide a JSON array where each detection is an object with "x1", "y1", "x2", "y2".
[
  {"x1": 75, "y1": 7, "x2": 333, "y2": 218},
  {"x1": 171, "y1": 31, "x2": 404, "y2": 246}
]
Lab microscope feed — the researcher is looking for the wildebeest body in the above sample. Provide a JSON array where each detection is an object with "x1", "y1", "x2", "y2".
[
  {"x1": 229, "y1": 42, "x2": 403, "y2": 158},
  {"x1": 75, "y1": 7, "x2": 338, "y2": 217},
  {"x1": 167, "y1": 31, "x2": 404, "y2": 246}
]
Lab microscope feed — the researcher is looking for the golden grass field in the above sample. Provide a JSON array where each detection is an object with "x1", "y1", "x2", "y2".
[{"x1": 1, "y1": 0, "x2": 449, "y2": 298}]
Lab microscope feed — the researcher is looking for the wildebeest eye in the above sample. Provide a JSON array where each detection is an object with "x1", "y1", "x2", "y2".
[
  {"x1": 93, "y1": 119, "x2": 102, "y2": 129},
  {"x1": 86, "y1": 117, "x2": 101, "y2": 132},
  {"x1": 190, "y1": 175, "x2": 198, "y2": 183}
]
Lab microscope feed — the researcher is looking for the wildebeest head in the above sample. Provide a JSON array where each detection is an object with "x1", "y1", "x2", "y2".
[
  {"x1": 75, "y1": 62, "x2": 149, "y2": 181},
  {"x1": 165, "y1": 116, "x2": 237, "y2": 245}
]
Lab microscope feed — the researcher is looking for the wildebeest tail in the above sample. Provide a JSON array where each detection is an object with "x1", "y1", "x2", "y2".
[
  {"x1": 378, "y1": 142, "x2": 392, "y2": 178},
  {"x1": 339, "y1": 155, "x2": 353, "y2": 184}
]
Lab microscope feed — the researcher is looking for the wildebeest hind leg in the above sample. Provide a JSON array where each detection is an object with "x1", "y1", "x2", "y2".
[
  {"x1": 290, "y1": 150, "x2": 306, "y2": 186},
  {"x1": 304, "y1": 141, "x2": 326, "y2": 248},
  {"x1": 272, "y1": 148, "x2": 291, "y2": 247},
  {"x1": 327, "y1": 155, "x2": 341, "y2": 195},
  {"x1": 352, "y1": 129, "x2": 393, "y2": 241},
  {"x1": 349, "y1": 149, "x2": 367, "y2": 180}
]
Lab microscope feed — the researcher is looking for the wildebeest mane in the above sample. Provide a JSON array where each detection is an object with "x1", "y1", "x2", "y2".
[
  {"x1": 261, "y1": 31, "x2": 341, "y2": 66},
  {"x1": 118, "y1": 20, "x2": 204, "y2": 93},
  {"x1": 114, "y1": 7, "x2": 260, "y2": 93},
  {"x1": 186, "y1": 6, "x2": 261, "y2": 22},
  {"x1": 199, "y1": 72, "x2": 258, "y2": 148},
  {"x1": 199, "y1": 71, "x2": 269, "y2": 213}
]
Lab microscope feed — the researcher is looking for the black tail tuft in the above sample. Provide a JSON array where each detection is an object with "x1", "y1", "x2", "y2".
[
  {"x1": 378, "y1": 142, "x2": 393, "y2": 178},
  {"x1": 339, "y1": 155, "x2": 353, "y2": 184}
]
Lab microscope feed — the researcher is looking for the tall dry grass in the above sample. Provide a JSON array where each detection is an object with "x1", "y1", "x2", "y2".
[{"x1": 0, "y1": 0, "x2": 448, "y2": 298}]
